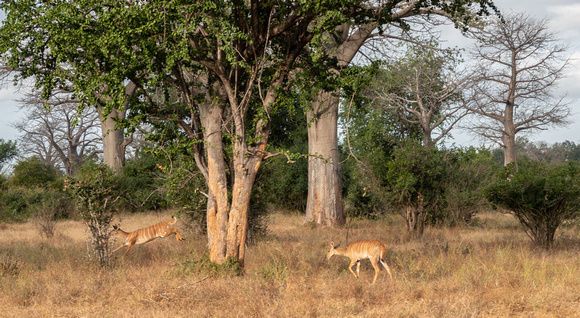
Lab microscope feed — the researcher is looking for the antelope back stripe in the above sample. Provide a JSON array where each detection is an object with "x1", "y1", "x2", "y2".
[{"x1": 346, "y1": 240, "x2": 387, "y2": 261}]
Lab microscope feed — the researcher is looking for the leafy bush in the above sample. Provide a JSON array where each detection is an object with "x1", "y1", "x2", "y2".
[
  {"x1": 484, "y1": 160, "x2": 580, "y2": 248},
  {"x1": 117, "y1": 152, "x2": 169, "y2": 212},
  {"x1": 10, "y1": 156, "x2": 62, "y2": 189},
  {"x1": 342, "y1": 154, "x2": 388, "y2": 219},
  {"x1": 384, "y1": 140, "x2": 447, "y2": 237},
  {"x1": 441, "y1": 147, "x2": 498, "y2": 226},
  {"x1": 0, "y1": 157, "x2": 68, "y2": 223},
  {"x1": 65, "y1": 162, "x2": 119, "y2": 266},
  {"x1": 162, "y1": 156, "x2": 208, "y2": 235},
  {"x1": 255, "y1": 154, "x2": 308, "y2": 212},
  {"x1": 0, "y1": 188, "x2": 34, "y2": 222},
  {"x1": 0, "y1": 187, "x2": 72, "y2": 223}
]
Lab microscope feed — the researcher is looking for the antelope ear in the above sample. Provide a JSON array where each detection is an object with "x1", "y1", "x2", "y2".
[{"x1": 330, "y1": 241, "x2": 335, "y2": 248}]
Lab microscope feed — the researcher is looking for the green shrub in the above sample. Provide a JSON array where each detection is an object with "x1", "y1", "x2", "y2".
[
  {"x1": 117, "y1": 153, "x2": 169, "y2": 212},
  {"x1": 0, "y1": 157, "x2": 69, "y2": 223},
  {"x1": 383, "y1": 140, "x2": 448, "y2": 237},
  {"x1": 162, "y1": 156, "x2": 208, "y2": 234},
  {"x1": 442, "y1": 147, "x2": 497, "y2": 226},
  {"x1": 10, "y1": 156, "x2": 62, "y2": 189},
  {"x1": 65, "y1": 162, "x2": 119, "y2": 266},
  {"x1": 484, "y1": 160, "x2": 580, "y2": 248},
  {"x1": 255, "y1": 154, "x2": 308, "y2": 212}
]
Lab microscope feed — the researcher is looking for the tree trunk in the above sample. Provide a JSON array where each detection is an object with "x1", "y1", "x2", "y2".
[
  {"x1": 201, "y1": 93, "x2": 270, "y2": 266},
  {"x1": 225, "y1": 140, "x2": 264, "y2": 265},
  {"x1": 404, "y1": 193, "x2": 425, "y2": 239},
  {"x1": 304, "y1": 24, "x2": 374, "y2": 226},
  {"x1": 200, "y1": 102, "x2": 230, "y2": 264},
  {"x1": 100, "y1": 110, "x2": 126, "y2": 172},
  {"x1": 305, "y1": 90, "x2": 345, "y2": 226},
  {"x1": 98, "y1": 82, "x2": 137, "y2": 173},
  {"x1": 502, "y1": 101, "x2": 518, "y2": 170}
]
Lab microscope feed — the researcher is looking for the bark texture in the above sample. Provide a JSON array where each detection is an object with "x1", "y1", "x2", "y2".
[
  {"x1": 305, "y1": 90, "x2": 344, "y2": 226},
  {"x1": 304, "y1": 24, "x2": 374, "y2": 226}
]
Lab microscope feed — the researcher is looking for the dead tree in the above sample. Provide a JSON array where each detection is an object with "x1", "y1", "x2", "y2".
[{"x1": 467, "y1": 12, "x2": 571, "y2": 170}]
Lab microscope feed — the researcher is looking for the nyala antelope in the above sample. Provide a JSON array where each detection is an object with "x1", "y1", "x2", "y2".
[
  {"x1": 112, "y1": 216, "x2": 185, "y2": 255},
  {"x1": 325, "y1": 240, "x2": 393, "y2": 284}
]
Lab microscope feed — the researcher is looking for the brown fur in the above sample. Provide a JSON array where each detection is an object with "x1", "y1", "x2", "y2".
[
  {"x1": 325, "y1": 240, "x2": 393, "y2": 284},
  {"x1": 112, "y1": 216, "x2": 185, "y2": 255}
]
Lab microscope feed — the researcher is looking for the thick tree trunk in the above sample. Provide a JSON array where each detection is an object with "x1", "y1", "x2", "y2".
[
  {"x1": 201, "y1": 94, "x2": 270, "y2": 266},
  {"x1": 503, "y1": 102, "x2": 518, "y2": 170},
  {"x1": 305, "y1": 90, "x2": 345, "y2": 226},
  {"x1": 100, "y1": 111, "x2": 126, "y2": 172},
  {"x1": 98, "y1": 82, "x2": 136, "y2": 173},
  {"x1": 225, "y1": 141, "x2": 264, "y2": 265},
  {"x1": 304, "y1": 24, "x2": 374, "y2": 226},
  {"x1": 200, "y1": 103, "x2": 230, "y2": 264}
]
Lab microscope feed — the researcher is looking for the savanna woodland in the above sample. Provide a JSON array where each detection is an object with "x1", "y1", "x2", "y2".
[{"x1": 1, "y1": 1, "x2": 579, "y2": 317}]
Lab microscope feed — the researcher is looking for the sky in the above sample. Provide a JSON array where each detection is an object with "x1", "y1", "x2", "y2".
[{"x1": 1, "y1": 1, "x2": 579, "y2": 147}]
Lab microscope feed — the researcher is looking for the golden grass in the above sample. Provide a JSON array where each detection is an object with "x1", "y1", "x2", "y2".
[{"x1": 1, "y1": 211, "x2": 579, "y2": 317}]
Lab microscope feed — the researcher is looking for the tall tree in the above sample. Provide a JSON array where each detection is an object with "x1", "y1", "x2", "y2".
[
  {"x1": 0, "y1": 0, "x2": 368, "y2": 265},
  {"x1": 13, "y1": 90, "x2": 102, "y2": 175},
  {"x1": 365, "y1": 43, "x2": 474, "y2": 148},
  {"x1": 0, "y1": 3, "x2": 137, "y2": 173},
  {"x1": 305, "y1": 0, "x2": 499, "y2": 226},
  {"x1": 467, "y1": 11, "x2": 571, "y2": 170}
]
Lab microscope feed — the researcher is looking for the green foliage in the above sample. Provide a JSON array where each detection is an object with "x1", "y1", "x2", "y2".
[
  {"x1": 562, "y1": 140, "x2": 580, "y2": 162},
  {"x1": 340, "y1": 64, "x2": 421, "y2": 218},
  {"x1": 484, "y1": 159, "x2": 580, "y2": 248},
  {"x1": 0, "y1": 184, "x2": 71, "y2": 223},
  {"x1": 117, "y1": 152, "x2": 169, "y2": 212},
  {"x1": 0, "y1": 157, "x2": 74, "y2": 223},
  {"x1": 65, "y1": 162, "x2": 119, "y2": 266},
  {"x1": 385, "y1": 140, "x2": 447, "y2": 210},
  {"x1": 0, "y1": 139, "x2": 17, "y2": 172},
  {"x1": 0, "y1": 188, "x2": 35, "y2": 222},
  {"x1": 161, "y1": 155, "x2": 208, "y2": 234},
  {"x1": 341, "y1": 152, "x2": 387, "y2": 219},
  {"x1": 342, "y1": 139, "x2": 498, "y2": 231},
  {"x1": 10, "y1": 157, "x2": 62, "y2": 189},
  {"x1": 252, "y1": 91, "x2": 309, "y2": 212},
  {"x1": 442, "y1": 147, "x2": 498, "y2": 225}
]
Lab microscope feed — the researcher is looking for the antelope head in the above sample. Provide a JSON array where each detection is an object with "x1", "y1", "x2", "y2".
[{"x1": 325, "y1": 241, "x2": 340, "y2": 261}]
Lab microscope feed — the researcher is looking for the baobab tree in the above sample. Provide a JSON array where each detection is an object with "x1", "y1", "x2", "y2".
[
  {"x1": 467, "y1": 11, "x2": 571, "y2": 170},
  {"x1": 304, "y1": 0, "x2": 499, "y2": 226},
  {"x1": 0, "y1": 0, "x2": 382, "y2": 266},
  {"x1": 365, "y1": 43, "x2": 474, "y2": 148},
  {"x1": 13, "y1": 90, "x2": 102, "y2": 175}
]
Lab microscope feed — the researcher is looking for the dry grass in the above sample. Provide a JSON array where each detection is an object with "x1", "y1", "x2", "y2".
[{"x1": 1, "y1": 210, "x2": 579, "y2": 317}]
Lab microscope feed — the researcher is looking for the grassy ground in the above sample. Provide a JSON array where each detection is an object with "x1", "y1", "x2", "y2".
[{"x1": 1, "y1": 211, "x2": 579, "y2": 317}]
